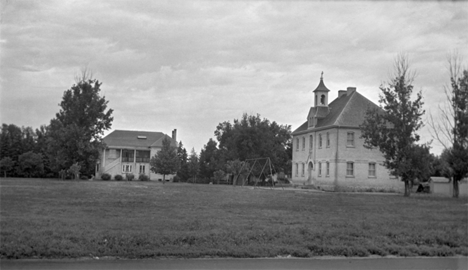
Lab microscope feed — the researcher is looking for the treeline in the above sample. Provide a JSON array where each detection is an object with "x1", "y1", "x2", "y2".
[
  {"x1": 175, "y1": 113, "x2": 292, "y2": 184},
  {"x1": 0, "y1": 73, "x2": 113, "y2": 179}
]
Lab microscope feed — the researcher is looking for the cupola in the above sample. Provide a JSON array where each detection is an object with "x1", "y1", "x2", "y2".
[{"x1": 313, "y1": 72, "x2": 330, "y2": 107}]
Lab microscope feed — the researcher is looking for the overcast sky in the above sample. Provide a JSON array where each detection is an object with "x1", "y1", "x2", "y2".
[{"x1": 1, "y1": 0, "x2": 467, "y2": 155}]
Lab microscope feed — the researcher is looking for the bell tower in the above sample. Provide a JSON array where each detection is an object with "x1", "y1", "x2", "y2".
[{"x1": 313, "y1": 72, "x2": 330, "y2": 107}]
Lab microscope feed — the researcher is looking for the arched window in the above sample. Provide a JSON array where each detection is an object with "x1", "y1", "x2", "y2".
[{"x1": 320, "y1": 94, "x2": 325, "y2": 105}]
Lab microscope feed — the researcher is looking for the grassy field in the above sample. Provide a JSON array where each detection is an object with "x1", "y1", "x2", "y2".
[{"x1": 1, "y1": 178, "x2": 467, "y2": 259}]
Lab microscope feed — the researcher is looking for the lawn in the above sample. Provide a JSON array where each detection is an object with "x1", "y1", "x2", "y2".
[{"x1": 0, "y1": 178, "x2": 467, "y2": 259}]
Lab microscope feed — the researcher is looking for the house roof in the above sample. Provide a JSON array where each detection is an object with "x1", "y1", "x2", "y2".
[
  {"x1": 293, "y1": 91, "x2": 380, "y2": 134},
  {"x1": 102, "y1": 130, "x2": 177, "y2": 149}
]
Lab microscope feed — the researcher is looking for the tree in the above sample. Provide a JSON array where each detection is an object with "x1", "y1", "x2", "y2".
[
  {"x1": 360, "y1": 54, "x2": 425, "y2": 197},
  {"x1": 198, "y1": 138, "x2": 221, "y2": 181},
  {"x1": 150, "y1": 137, "x2": 180, "y2": 183},
  {"x1": 187, "y1": 148, "x2": 200, "y2": 183},
  {"x1": 428, "y1": 54, "x2": 468, "y2": 197},
  {"x1": 213, "y1": 169, "x2": 225, "y2": 185},
  {"x1": 17, "y1": 151, "x2": 44, "y2": 178},
  {"x1": 47, "y1": 74, "x2": 113, "y2": 176},
  {"x1": 68, "y1": 162, "x2": 81, "y2": 180},
  {"x1": 214, "y1": 113, "x2": 291, "y2": 174},
  {"x1": 226, "y1": 159, "x2": 250, "y2": 185},
  {"x1": 0, "y1": 157, "x2": 15, "y2": 177},
  {"x1": 176, "y1": 142, "x2": 190, "y2": 182}
]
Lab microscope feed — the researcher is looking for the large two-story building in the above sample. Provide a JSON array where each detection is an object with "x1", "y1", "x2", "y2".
[
  {"x1": 292, "y1": 75, "x2": 402, "y2": 192},
  {"x1": 96, "y1": 129, "x2": 178, "y2": 181}
]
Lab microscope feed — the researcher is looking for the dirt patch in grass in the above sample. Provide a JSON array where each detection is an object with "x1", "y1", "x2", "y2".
[{"x1": 1, "y1": 178, "x2": 467, "y2": 259}]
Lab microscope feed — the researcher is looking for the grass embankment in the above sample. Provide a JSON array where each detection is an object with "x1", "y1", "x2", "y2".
[{"x1": 1, "y1": 178, "x2": 467, "y2": 259}]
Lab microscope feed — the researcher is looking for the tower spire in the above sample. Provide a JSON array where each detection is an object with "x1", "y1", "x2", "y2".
[{"x1": 321, "y1": 71, "x2": 323, "y2": 80}]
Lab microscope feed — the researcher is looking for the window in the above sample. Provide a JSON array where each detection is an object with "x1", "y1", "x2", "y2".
[
  {"x1": 318, "y1": 162, "x2": 322, "y2": 176},
  {"x1": 302, "y1": 137, "x2": 305, "y2": 150},
  {"x1": 122, "y1": 164, "x2": 132, "y2": 173},
  {"x1": 122, "y1": 149, "x2": 134, "y2": 162},
  {"x1": 347, "y1": 132, "x2": 355, "y2": 147},
  {"x1": 295, "y1": 163, "x2": 298, "y2": 176},
  {"x1": 346, "y1": 162, "x2": 354, "y2": 176},
  {"x1": 309, "y1": 135, "x2": 313, "y2": 150},
  {"x1": 326, "y1": 132, "x2": 330, "y2": 147},
  {"x1": 319, "y1": 134, "x2": 322, "y2": 148},
  {"x1": 301, "y1": 163, "x2": 305, "y2": 176},
  {"x1": 369, "y1": 163, "x2": 376, "y2": 177},
  {"x1": 320, "y1": 94, "x2": 325, "y2": 105},
  {"x1": 139, "y1": 165, "x2": 146, "y2": 174},
  {"x1": 326, "y1": 162, "x2": 330, "y2": 176},
  {"x1": 296, "y1": 138, "x2": 299, "y2": 151},
  {"x1": 136, "y1": 151, "x2": 150, "y2": 163}
]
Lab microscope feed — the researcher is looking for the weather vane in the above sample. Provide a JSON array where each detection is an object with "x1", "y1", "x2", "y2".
[{"x1": 321, "y1": 71, "x2": 323, "y2": 80}]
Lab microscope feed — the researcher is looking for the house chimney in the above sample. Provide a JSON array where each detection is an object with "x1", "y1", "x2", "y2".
[
  {"x1": 338, "y1": 90, "x2": 347, "y2": 98},
  {"x1": 347, "y1": 87, "x2": 356, "y2": 96},
  {"x1": 171, "y1": 129, "x2": 177, "y2": 141}
]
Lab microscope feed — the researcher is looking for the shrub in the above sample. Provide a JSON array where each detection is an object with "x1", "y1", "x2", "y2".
[
  {"x1": 126, "y1": 173, "x2": 135, "y2": 181},
  {"x1": 80, "y1": 175, "x2": 88, "y2": 180},
  {"x1": 114, "y1": 174, "x2": 123, "y2": 181},
  {"x1": 101, "y1": 173, "x2": 111, "y2": 181},
  {"x1": 173, "y1": 175, "x2": 180, "y2": 183},
  {"x1": 139, "y1": 174, "x2": 150, "y2": 181}
]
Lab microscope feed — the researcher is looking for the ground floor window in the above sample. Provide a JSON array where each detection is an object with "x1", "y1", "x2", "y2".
[
  {"x1": 122, "y1": 164, "x2": 132, "y2": 173},
  {"x1": 318, "y1": 162, "x2": 322, "y2": 176},
  {"x1": 139, "y1": 165, "x2": 146, "y2": 174},
  {"x1": 295, "y1": 163, "x2": 298, "y2": 177},
  {"x1": 301, "y1": 163, "x2": 305, "y2": 176},
  {"x1": 326, "y1": 162, "x2": 330, "y2": 176},
  {"x1": 346, "y1": 162, "x2": 354, "y2": 176},
  {"x1": 368, "y1": 163, "x2": 376, "y2": 177}
]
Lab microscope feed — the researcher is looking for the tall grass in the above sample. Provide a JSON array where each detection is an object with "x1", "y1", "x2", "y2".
[{"x1": 1, "y1": 178, "x2": 467, "y2": 259}]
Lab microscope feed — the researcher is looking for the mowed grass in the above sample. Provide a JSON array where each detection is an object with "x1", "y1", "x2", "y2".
[{"x1": 1, "y1": 178, "x2": 467, "y2": 259}]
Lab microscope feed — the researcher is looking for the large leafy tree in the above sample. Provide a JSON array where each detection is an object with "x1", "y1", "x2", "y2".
[
  {"x1": 0, "y1": 157, "x2": 15, "y2": 177},
  {"x1": 150, "y1": 137, "x2": 180, "y2": 183},
  {"x1": 17, "y1": 151, "x2": 44, "y2": 178},
  {"x1": 360, "y1": 54, "x2": 425, "y2": 197},
  {"x1": 47, "y1": 75, "x2": 113, "y2": 176},
  {"x1": 214, "y1": 113, "x2": 291, "y2": 175},
  {"x1": 198, "y1": 138, "x2": 222, "y2": 181}
]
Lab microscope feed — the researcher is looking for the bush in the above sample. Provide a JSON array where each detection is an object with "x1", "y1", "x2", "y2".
[
  {"x1": 139, "y1": 174, "x2": 150, "y2": 181},
  {"x1": 173, "y1": 175, "x2": 180, "y2": 183},
  {"x1": 114, "y1": 174, "x2": 123, "y2": 181},
  {"x1": 126, "y1": 173, "x2": 135, "y2": 181},
  {"x1": 80, "y1": 175, "x2": 88, "y2": 180},
  {"x1": 101, "y1": 173, "x2": 111, "y2": 181}
]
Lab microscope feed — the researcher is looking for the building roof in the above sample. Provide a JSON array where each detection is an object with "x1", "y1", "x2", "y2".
[
  {"x1": 313, "y1": 77, "x2": 330, "y2": 92},
  {"x1": 293, "y1": 91, "x2": 380, "y2": 135},
  {"x1": 102, "y1": 130, "x2": 177, "y2": 149}
]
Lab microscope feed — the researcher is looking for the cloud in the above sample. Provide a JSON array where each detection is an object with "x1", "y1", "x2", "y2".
[{"x1": 1, "y1": 0, "x2": 467, "y2": 154}]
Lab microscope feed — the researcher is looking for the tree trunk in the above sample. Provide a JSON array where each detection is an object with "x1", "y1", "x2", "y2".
[
  {"x1": 452, "y1": 177, "x2": 460, "y2": 198},
  {"x1": 404, "y1": 180, "x2": 411, "y2": 197}
]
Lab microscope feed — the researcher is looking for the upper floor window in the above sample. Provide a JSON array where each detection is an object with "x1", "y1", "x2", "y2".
[
  {"x1": 302, "y1": 137, "x2": 306, "y2": 150},
  {"x1": 296, "y1": 138, "x2": 299, "y2": 151},
  {"x1": 309, "y1": 135, "x2": 313, "y2": 150},
  {"x1": 122, "y1": 149, "x2": 134, "y2": 162},
  {"x1": 319, "y1": 134, "x2": 322, "y2": 148},
  {"x1": 326, "y1": 132, "x2": 330, "y2": 147},
  {"x1": 369, "y1": 163, "x2": 376, "y2": 177},
  {"x1": 346, "y1": 162, "x2": 354, "y2": 176},
  {"x1": 347, "y1": 132, "x2": 355, "y2": 147}
]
